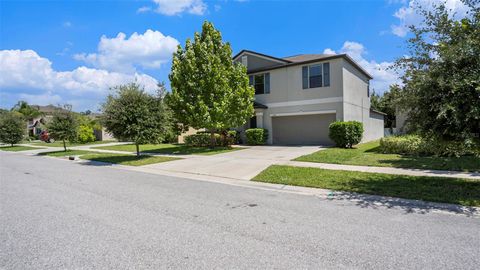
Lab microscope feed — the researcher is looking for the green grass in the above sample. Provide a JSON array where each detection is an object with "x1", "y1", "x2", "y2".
[
  {"x1": 253, "y1": 165, "x2": 480, "y2": 207},
  {"x1": 38, "y1": 150, "x2": 94, "y2": 157},
  {"x1": 93, "y1": 143, "x2": 242, "y2": 155},
  {"x1": 295, "y1": 141, "x2": 480, "y2": 172},
  {"x1": 80, "y1": 153, "x2": 180, "y2": 166},
  {"x1": 28, "y1": 140, "x2": 117, "y2": 148},
  {"x1": 0, "y1": 145, "x2": 43, "y2": 151}
]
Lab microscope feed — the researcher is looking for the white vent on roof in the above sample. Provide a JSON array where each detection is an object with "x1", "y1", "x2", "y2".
[{"x1": 241, "y1": 55, "x2": 248, "y2": 66}]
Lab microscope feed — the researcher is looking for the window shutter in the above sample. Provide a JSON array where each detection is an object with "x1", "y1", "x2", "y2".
[
  {"x1": 323, "y1": 63, "x2": 330, "y2": 87},
  {"x1": 302, "y1": 66, "x2": 308, "y2": 89},
  {"x1": 264, "y1": 73, "x2": 270, "y2": 93},
  {"x1": 249, "y1": 75, "x2": 254, "y2": 86}
]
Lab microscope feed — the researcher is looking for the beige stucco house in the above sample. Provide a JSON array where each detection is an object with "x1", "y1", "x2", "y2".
[{"x1": 233, "y1": 50, "x2": 385, "y2": 145}]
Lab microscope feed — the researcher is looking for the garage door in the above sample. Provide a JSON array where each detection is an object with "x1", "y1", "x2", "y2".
[{"x1": 272, "y1": 114, "x2": 336, "y2": 145}]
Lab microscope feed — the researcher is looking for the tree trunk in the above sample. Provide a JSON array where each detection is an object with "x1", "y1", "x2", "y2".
[
  {"x1": 210, "y1": 130, "x2": 216, "y2": 149},
  {"x1": 136, "y1": 143, "x2": 140, "y2": 157},
  {"x1": 63, "y1": 139, "x2": 67, "y2": 152}
]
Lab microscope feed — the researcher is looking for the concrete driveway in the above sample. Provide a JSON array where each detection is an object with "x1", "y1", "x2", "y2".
[{"x1": 143, "y1": 145, "x2": 323, "y2": 180}]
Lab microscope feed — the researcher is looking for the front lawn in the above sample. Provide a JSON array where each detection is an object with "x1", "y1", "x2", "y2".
[
  {"x1": 93, "y1": 143, "x2": 242, "y2": 155},
  {"x1": 38, "y1": 150, "x2": 94, "y2": 157},
  {"x1": 0, "y1": 145, "x2": 43, "y2": 152},
  {"x1": 253, "y1": 165, "x2": 480, "y2": 207},
  {"x1": 28, "y1": 140, "x2": 117, "y2": 148},
  {"x1": 80, "y1": 153, "x2": 180, "y2": 166},
  {"x1": 295, "y1": 141, "x2": 480, "y2": 172}
]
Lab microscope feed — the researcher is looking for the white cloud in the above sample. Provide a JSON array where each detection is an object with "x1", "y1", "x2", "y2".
[
  {"x1": 137, "y1": 6, "x2": 152, "y2": 13},
  {"x1": 74, "y1": 29, "x2": 179, "y2": 73},
  {"x1": 391, "y1": 0, "x2": 472, "y2": 37},
  {"x1": 322, "y1": 48, "x2": 336, "y2": 55},
  {"x1": 152, "y1": 0, "x2": 207, "y2": 16},
  {"x1": 323, "y1": 41, "x2": 400, "y2": 93},
  {"x1": 0, "y1": 49, "x2": 159, "y2": 110}
]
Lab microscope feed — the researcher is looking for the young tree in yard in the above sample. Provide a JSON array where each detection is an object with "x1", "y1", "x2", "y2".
[
  {"x1": 394, "y1": 0, "x2": 480, "y2": 140},
  {"x1": 101, "y1": 82, "x2": 172, "y2": 156},
  {"x1": 48, "y1": 105, "x2": 78, "y2": 151},
  {"x1": 168, "y1": 21, "x2": 255, "y2": 148},
  {"x1": 0, "y1": 112, "x2": 25, "y2": 146}
]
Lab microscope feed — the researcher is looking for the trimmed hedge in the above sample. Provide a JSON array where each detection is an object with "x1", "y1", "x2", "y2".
[
  {"x1": 246, "y1": 128, "x2": 268, "y2": 145},
  {"x1": 328, "y1": 121, "x2": 363, "y2": 148},
  {"x1": 380, "y1": 135, "x2": 480, "y2": 157},
  {"x1": 184, "y1": 133, "x2": 221, "y2": 147}
]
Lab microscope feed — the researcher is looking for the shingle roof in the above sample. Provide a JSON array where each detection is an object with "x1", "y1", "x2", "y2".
[
  {"x1": 253, "y1": 101, "x2": 268, "y2": 109},
  {"x1": 282, "y1": 54, "x2": 335, "y2": 63}
]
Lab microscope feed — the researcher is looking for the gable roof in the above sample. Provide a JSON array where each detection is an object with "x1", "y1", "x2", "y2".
[{"x1": 233, "y1": 50, "x2": 373, "y2": 80}]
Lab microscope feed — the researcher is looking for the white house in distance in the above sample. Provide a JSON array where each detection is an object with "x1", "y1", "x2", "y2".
[{"x1": 233, "y1": 50, "x2": 385, "y2": 145}]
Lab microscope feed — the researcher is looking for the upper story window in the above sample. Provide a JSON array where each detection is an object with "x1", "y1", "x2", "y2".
[
  {"x1": 302, "y1": 62, "x2": 330, "y2": 89},
  {"x1": 249, "y1": 73, "x2": 270, "y2": 94}
]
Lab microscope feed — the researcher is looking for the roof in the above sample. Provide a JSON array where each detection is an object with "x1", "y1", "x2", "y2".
[
  {"x1": 31, "y1": 104, "x2": 68, "y2": 114},
  {"x1": 370, "y1": 108, "x2": 387, "y2": 116},
  {"x1": 253, "y1": 101, "x2": 268, "y2": 109},
  {"x1": 233, "y1": 50, "x2": 373, "y2": 80},
  {"x1": 282, "y1": 54, "x2": 335, "y2": 63}
]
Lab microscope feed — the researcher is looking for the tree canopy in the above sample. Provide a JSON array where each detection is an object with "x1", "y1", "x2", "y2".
[
  {"x1": 101, "y1": 82, "x2": 172, "y2": 156},
  {"x1": 47, "y1": 105, "x2": 78, "y2": 151},
  {"x1": 0, "y1": 112, "x2": 25, "y2": 146},
  {"x1": 168, "y1": 21, "x2": 254, "y2": 147},
  {"x1": 11, "y1": 101, "x2": 42, "y2": 120},
  {"x1": 370, "y1": 85, "x2": 401, "y2": 129},
  {"x1": 394, "y1": 0, "x2": 480, "y2": 141}
]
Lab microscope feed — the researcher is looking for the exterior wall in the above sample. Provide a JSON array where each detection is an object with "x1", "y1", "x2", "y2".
[
  {"x1": 341, "y1": 59, "x2": 383, "y2": 142},
  {"x1": 94, "y1": 128, "x2": 115, "y2": 141},
  {"x1": 177, "y1": 127, "x2": 201, "y2": 144}
]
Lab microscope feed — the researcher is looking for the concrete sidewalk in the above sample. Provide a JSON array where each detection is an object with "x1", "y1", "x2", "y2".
[{"x1": 282, "y1": 160, "x2": 480, "y2": 180}]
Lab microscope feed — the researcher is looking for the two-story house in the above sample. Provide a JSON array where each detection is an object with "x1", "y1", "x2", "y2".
[{"x1": 233, "y1": 50, "x2": 385, "y2": 145}]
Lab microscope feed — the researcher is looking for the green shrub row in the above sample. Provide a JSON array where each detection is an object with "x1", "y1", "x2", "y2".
[
  {"x1": 246, "y1": 128, "x2": 268, "y2": 145},
  {"x1": 380, "y1": 135, "x2": 480, "y2": 157},
  {"x1": 184, "y1": 133, "x2": 222, "y2": 147},
  {"x1": 328, "y1": 121, "x2": 364, "y2": 148}
]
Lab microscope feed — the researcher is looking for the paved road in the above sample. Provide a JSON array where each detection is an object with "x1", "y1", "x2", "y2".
[{"x1": 1, "y1": 152, "x2": 479, "y2": 269}]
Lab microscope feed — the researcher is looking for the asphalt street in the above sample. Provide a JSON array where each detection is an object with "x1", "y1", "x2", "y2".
[{"x1": 1, "y1": 152, "x2": 479, "y2": 269}]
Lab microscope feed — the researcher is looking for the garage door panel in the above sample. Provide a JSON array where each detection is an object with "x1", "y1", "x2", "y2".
[{"x1": 272, "y1": 114, "x2": 335, "y2": 145}]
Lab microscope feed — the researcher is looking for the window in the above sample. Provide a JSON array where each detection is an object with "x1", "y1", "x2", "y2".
[
  {"x1": 249, "y1": 73, "x2": 270, "y2": 94},
  {"x1": 302, "y1": 62, "x2": 330, "y2": 89}
]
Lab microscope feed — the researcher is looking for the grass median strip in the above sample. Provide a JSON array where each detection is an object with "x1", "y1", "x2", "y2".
[
  {"x1": 94, "y1": 143, "x2": 242, "y2": 156},
  {"x1": 253, "y1": 165, "x2": 480, "y2": 207},
  {"x1": 295, "y1": 141, "x2": 480, "y2": 172},
  {"x1": 0, "y1": 146, "x2": 43, "y2": 152},
  {"x1": 28, "y1": 140, "x2": 117, "y2": 148},
  {"x1": 80, "y1": 153, "x2": 180, "y2": 166},
  {"x1": 38, "y1": 150, "x2": 94, "y2": 157}
]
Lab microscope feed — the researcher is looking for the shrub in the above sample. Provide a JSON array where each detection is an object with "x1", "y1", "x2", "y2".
[
  {"x1": 226, "y1": 130, "x2": 240, "y2": 145},
  {"x1": 380, "y1": 135, "x2": 480, "y2": 157},
  {"x1": 246, "y1": 128, "x2": 268, "y2": 145},
  {"x1": 77, "y1": 125, "x2": 95, "y2": 143},
  {"x1": 0, "y1": 112, "x2": 25, "y2": 146},
  {"x1": 184, "y1": 133, "x2": 221, "y2": 147},
  {"x1": 328, "y1": 121, "x2": 363, "y2": 148}
]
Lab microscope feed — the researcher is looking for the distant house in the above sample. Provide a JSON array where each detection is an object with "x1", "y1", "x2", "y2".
[{"x1": 232, "y1": 50, "x2": 385, "y2": 145}]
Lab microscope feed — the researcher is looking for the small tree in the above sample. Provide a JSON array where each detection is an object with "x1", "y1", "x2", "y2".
[
  {"x1": 48, "y1": 105, "x2": 78, "y2": 151},
  {"x1": 11, "y1": 101, "x2": 42, "y2": 120},
  {"x1": 101, "y1": 82, "x2": 172, "y2": 156},
  {"x1": 0, "y1": 112, "x2": 25, "y2": 146},
  {"x1": 168, "y1": 21, "x2": 254, "y2": 148}
]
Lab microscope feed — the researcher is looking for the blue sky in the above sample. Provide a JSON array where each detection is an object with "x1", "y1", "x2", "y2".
[{"x1": 0, "y1": 0, "x2": 468, "y2": 111}]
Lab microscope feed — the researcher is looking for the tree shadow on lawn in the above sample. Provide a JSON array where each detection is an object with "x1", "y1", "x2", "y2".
[
  {"x1": 142, "y1": 145, "x2": 235, "y2": 155},
  {"x1": 376, "y1": 155, "x2": 480, "y2": 172}
]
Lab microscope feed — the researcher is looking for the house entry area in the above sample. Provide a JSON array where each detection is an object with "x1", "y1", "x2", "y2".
[{"x1": 271, "y1": 113, "x2": 336, "y2": 145}]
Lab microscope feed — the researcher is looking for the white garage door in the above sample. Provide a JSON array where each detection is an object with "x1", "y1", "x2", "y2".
[{"x1": 272, "y1": 114, "x2": 336, "y2": 145}]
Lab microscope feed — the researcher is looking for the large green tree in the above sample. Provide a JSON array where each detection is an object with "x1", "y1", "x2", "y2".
[
  {"x1": 168, "y1": 21, "x2": 255, "y2": 147},
  {"x1": 0, "y1": 112, "x2": 25, "y2": 146},
  {"x1": 47, "y1": 105, "x2": 79, "y2": 151},
  {"x1": 101, "y1": 82, "x2": 172, "y2": 156},
  {"x1": 11, "y1": 101, "x2": 42, "y2": 120},
  {"x1": 394, "y1": 0, "x2": 480, "y2": 140},
  {"x1": 370, "y1": 85, "x2": 401, "y2": 129}
]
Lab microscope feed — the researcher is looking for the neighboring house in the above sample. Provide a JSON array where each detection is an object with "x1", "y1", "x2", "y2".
[
  {"x1": 233, "y1": 50, "x2": 385, "y2": 145},
  {"x1": 27, "y1": 105, "x2": 67, "y2": 137}
]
